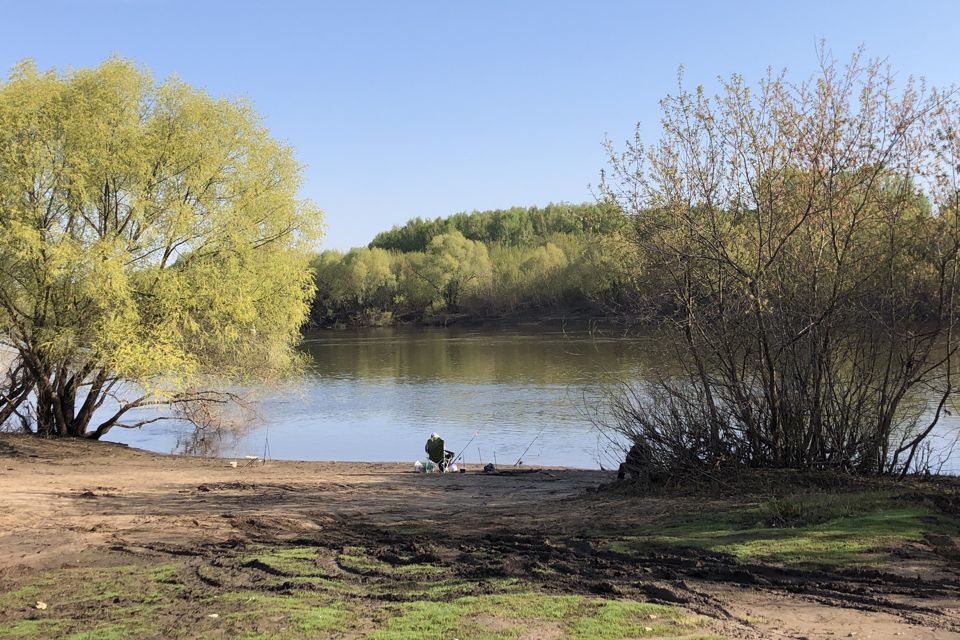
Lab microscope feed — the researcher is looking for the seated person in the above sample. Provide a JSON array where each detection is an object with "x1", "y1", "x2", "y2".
[
  {"x1": 425, "y1": 432, "x2": 454, "y2": 472},
  {"x1": 617, "y1": 438, "x2": 651, "y2": 481}
]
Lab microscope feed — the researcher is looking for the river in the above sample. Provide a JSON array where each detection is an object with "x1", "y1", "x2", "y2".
[
  {"x1": 106, "y1": 326, "x2": 959, "y2": 471},
  {"x1": 106, "y1": 327, "x2": 672, "y2": 468}
]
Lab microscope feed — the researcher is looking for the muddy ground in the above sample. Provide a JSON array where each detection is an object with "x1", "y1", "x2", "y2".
[{"x1": 0, "y1": 434, "x2": 958, "y2": 639}]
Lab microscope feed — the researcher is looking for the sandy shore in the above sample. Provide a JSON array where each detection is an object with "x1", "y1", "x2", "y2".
[
  {"x1": 1, "y1": 434, "x2": 958, "y2": 639},
  {"x1": 0, "y1": 435, "x2": 610, "y2": 572}
]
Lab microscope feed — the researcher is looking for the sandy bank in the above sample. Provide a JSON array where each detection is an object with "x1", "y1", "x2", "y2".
[
  {"x1": 0, "y1": 434, "x2": 610, "y2": 572},
  {"x1": 2, "y1": 434, "x2": 959, "y2": 639}
]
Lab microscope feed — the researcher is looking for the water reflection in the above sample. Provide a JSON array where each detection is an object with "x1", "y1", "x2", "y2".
[
  {"x1": 104, "y1": 327, "x2": 958, "y2": 471},
  {"x1": 301, "y1": 327, "x2": 678, "y2": 383}
]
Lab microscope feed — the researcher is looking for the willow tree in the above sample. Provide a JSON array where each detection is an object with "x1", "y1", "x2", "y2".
[
  {"x1": 408, "y1": 231, "x2": 492, "y2": 311},
  {"x1": 0, "y1": 59, "x2": 322, "y2": 438}
]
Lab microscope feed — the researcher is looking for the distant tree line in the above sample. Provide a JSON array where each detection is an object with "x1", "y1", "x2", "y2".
[
  {"x1": 311, "y1": 203, "x2": 639, "y2": 325},
  {"x1": 369, "y1": 203, "x2": 626, "y2": 252}
]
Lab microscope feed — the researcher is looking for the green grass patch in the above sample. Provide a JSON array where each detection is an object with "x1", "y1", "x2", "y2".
[
  {"x1": 1, "y1": 564, "x2": 176, "y2": 611},
  {"x1": 339, "y1": 554, "x2": 448, "y2": 578},
  {"x1": 218, "y1": 594, "x2": 351, "y2": 634},
  {"x1": 0, "y1": 563, "x2": 189, "y2": 639},
  {"x1": 368, "y1": 593, "x2": 711, "y2": 640},
  {"x1": 611, "y1": 490, "x2": 958, "y2": 566},
  {"x1": 0, "y1": 619, "x2": 67, "y2": 638},
  {"x1": 240, "y1": 546, "x2": 325, "y2": 576},
  {"x1": 0, "y1": 544, "x2": 722, "y2": 639},
  {"x1": 717, "y1": 507, "x2": 931, "y2": 563},
  {"x1": 569, "y1": 600, "x2": 713, "y2": 639},
  {"x1": 339, "y1": 546, "x2": 391, "y2": 573},
  {"x1": 63, "y1": 623, "x2": 141, "y2": 640},
  {"x1": 292, "y1": 603, "x2": 351, "y2": 633}
]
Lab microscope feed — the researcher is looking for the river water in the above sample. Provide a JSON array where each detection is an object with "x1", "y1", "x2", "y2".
[
  {"x1": 106, "y1": 327, "x2": 671, "y2": 468},
  {"x1": 106, "y1": 326, "x2": 959, "y2": 471}
]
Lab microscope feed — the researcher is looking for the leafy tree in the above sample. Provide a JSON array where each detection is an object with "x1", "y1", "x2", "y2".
[
  {"x1": 393, "y1": 251, "x2": 437, "y2": 315},
  {"x1": 0, "y1": 59, "x2": 322, "y2": 438},
  {"x1": 519, "y1": 243, "x2": 568, "y2": 305},
  {"x1": 332, "y1": 248, "x2": 395, "y2": 308},
  {"x1": 312, "y1": 248, "x2": 396, "y2": 324},
  {"x1": 489, "y1": 245, "x2": 527, "y2": 313},
  {"x1": 311, "y1": 250, "x2": 347, "y2": 322},
  {"x1": 409, "y1": 231, "x2": 492, "y2": 311}
]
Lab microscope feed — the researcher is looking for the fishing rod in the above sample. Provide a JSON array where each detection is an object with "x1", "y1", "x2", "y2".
[
  {"x1": 450, "y1": 431, "x2": 479, "y2": 466},
  {"x1": 514, "y1": 426, "x2": 546, "y2": 467}
]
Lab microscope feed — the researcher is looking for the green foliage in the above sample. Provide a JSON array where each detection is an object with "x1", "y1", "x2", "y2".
[
  {"x1": 312, "y1": 247, "x2": 396, "y2": 322},
  {"x1": 369, "y1": 202, "x2": 624, "y2": 252},
  {"x1": 412, "y1": 230, "x2": 492, "y2": 311},
  {"x1": 0, "y1": 58, "x2": 322, "y2": 437},
  {"x1": 313, "y1": 205, "x2": 635, "y2": 325}
]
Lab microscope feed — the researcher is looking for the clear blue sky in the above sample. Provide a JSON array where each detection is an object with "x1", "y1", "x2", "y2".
[{"x1": 1, "y1": 0, "x2": 958, "y2": 249}]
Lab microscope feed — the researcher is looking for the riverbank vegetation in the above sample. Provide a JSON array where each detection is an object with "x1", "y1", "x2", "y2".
[
  {"x1": 597, "y1": 49, "x2": 960, "y2": 477},
  {"x1": 310, "y1": 203, "x2": 639, "y2": 326}
]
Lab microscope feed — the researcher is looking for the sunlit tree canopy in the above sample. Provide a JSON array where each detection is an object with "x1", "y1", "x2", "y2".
[{"x1": 0, "y1": 58, "x2": 322, "y2": 438}]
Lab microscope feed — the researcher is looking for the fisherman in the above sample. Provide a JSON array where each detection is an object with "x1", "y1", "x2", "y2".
[
  {"x1": 425, "y1": 432, "x2": 454, "y2": 472},
  {"x1": 617, "y1": 438, "x2": 651, "y2": 481}
]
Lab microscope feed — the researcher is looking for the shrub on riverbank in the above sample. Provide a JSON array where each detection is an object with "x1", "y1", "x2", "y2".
[{"x1": 598, "y1": 48, "x2": 960, "y2": 476}]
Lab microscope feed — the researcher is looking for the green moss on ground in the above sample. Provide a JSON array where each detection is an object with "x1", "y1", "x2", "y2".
[
  {"x1": 7, "y1": 488, "x2": 950, "y2": 638},
  {"x1": 609, "y1": 490, "x2": 958, "y2": 566},
  {"x1": 368, "y1": 595, "x2": 715, "y2": 640},
  {"x1": 0, "y1": 548, "x2": 720, "y2": 640}
]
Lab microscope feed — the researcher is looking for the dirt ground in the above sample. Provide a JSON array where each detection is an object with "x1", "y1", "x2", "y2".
[{"x1": 0, "y1": 434, "x2": 958, "y2": 639}]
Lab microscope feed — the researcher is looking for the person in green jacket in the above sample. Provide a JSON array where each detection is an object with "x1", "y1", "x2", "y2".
[{"x1": 425, "y1": 432, "x2": 454, "y2": 472}]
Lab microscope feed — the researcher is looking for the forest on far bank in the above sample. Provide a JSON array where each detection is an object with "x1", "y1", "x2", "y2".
[{"x1": 309, "y1": 202, "x2": 640, "y2": 326}]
